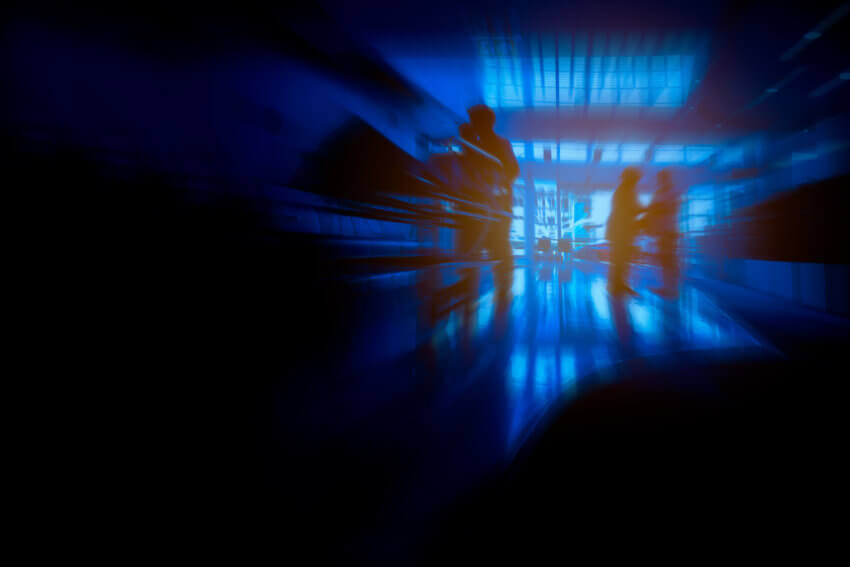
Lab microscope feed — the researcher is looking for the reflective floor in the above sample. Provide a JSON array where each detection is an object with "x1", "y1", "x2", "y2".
[
  {"x1": 422, "y1": 259, "x2": 768, "y2": 450},
  {"x1": 285, "y1": 258, "x2": 783, "y2": 560}
]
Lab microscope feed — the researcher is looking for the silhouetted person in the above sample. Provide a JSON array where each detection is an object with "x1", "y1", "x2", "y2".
[
  {"x1": 645, "y1": 169, "x2": 681, "y2": 298},
  {"x1": 606, "y1": 167, "x2": 643, "y2": 296},
  {"x1": 467, "y1": 104, "x2": 519, "y2": 304},
  {"x1": 467, "y1": 105, "x2": 519, "y2": 250}
]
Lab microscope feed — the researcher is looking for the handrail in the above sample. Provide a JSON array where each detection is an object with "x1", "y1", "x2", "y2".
[
  {"x1": 454, "y1": 137, "x2": 503, "y2": 168},
  {"x1": 400, "y1": 172, "x2": 514, "y2": 220}
]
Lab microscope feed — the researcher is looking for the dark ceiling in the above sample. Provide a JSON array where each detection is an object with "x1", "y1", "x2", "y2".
[{"x1": 9, "y1": 0, "x2": 849, "y2": 139}]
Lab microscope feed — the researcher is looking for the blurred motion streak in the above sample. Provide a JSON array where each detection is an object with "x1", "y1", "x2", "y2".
[{"x1": 7, "y1": 0, "x2": 850, "y2": 563}]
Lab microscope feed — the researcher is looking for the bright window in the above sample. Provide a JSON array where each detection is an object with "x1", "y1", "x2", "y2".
[
  {"x1": 559, "y1": 142, "x2": 587, "y2": 162},
  {"x1": 621, "y1": 143, "x2": 650, "y2": 163},
  {"x1": 686, "y1": 146, "x2": 716, "y2": 164},
  {"x1": 511, "y1": 141, "x2": 526, "y2": 160},
  {"x1": 594, "y1": 143, "x2": 619, "y2": 163},
  {"x1": 654, "y1": 145, "x2": 685, "y2": 163},
  {"x1": 531, "y1": 33, "x2": 557, "y2": 107},
  {"x1": 483, "y1": 32, "x2": 696, "y2": 109},
  {"x1": 533, "y1": 141, "x2": 558, "y2": 161},
  {"x1": 479, "y1": 37, "x2": 525, "y2": 108}
]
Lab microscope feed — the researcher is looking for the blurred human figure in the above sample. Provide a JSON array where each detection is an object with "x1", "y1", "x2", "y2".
[
  {"x1": 645, "y1": 169, "x2": 681, "y2": 298},
  {"x1": 467, "y1": 104, "x2": 519, "y2": 219},
  {"x1": 606, "y1": 167, "x2": 643, "y2": 296},
  {"x1": 467, "y1": 104, "x2": 519, "y2": 306}
]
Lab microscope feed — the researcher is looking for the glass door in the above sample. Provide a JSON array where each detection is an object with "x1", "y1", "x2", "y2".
[{"x1": 534, "y1": 181, "x2": 558, "y2": 245}]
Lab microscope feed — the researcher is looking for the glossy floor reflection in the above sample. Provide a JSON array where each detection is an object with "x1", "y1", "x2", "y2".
[
  {"x1": 276, "y1": 258, "x2": 782, "y2": 562},
  {"x1": 426, "y1": 259, "x2": 767, "y2": 456}
]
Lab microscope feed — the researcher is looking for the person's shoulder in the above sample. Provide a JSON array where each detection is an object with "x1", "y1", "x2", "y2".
[
  {"x1": 480, "y1": 131, "x2": 509, "y2": 146},
  {"x1": 494, "y1": 135, "x2": 517, "y2": 160},
  {"x1": 494, "y1": 134, "x2": 512, "y2": 147}
]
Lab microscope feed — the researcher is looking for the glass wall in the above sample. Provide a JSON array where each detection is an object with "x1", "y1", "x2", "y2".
[
  {"x1": 510, "y1": 179, "x2": 526, "y2": 250},
  {"x1": 534, "y1": 181, "x2": 558, "y2": 241}
]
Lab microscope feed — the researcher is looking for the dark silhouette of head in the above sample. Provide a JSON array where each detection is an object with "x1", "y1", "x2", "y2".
[
  {"x1": 458, "y1": 122, "x2": 476, "y2": 142},
  {"x1": 467, "y1": 104, "x2": 496, "y2": 134},
  {"x1": 620, "y1": 166, "x2": 642, "y2": 187}
]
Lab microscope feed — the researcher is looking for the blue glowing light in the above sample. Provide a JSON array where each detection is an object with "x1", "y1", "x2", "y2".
[
  {"x1": 481, "y1": 32, "x2": 698, "y2": 109},
  {"x1": 479, "y1": 37, "x2": 525, "y2": 108},
  {"x1": 621, "y1": 143, "x2": 650, "y2": 163},
  {"x1": 531, "y1": 34, "x2": 557, "y2": 107},
  {"x1": 534, "y1": 347, "x2": 557, "y2": 402},
  {"x1": 686, "y1": 145, "x2": 716, "y2": 164},
  {"x1": 511, "y1": 141, "x2": 526, "y2": 159},
  {"x1": 560, "y1": 348, "x2": 577, "y2": 393},
  {"x1": 533, "y1": 142, "x2": 558, "y2": 161},
  {"x1": 628, "y1": 302, "x2": 655, "y2": 335},
  {"x1": 476, "y1": 291, "x2": 495, "y2": 333},
  {"x1": 514, "y1": 140, "x2": 728, "y2": 167},
  {"x1": 558, "y1": 35, "x2": 585, "y2": 106},
  {"x1": 508, "y1": 346, "x2": 528, "y2": 397},
  {"x1": 590, "y1": 191, "x2": 613, "y2": 226},
  {"x1": 511, "y1": 269, "x2": 526, "y2": 296},
  {"x1": 590, "y1": 278, "x2": 611, "y2": 324},
  {"x1": 654, "y1": 145, "x2": 685, "y2": 163},
  {"x1": 559, "y1": 142, "x2": 587, "y2": 162},
  {"x1": 594, "y1": 143, "x2": 619, "y2": 162}
]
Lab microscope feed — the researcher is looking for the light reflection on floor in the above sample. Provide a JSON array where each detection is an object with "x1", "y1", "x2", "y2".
[
  {"x1": 325, "y1": 259, "x2": 782, "y2": 558},
  {"x1": 493, "y1": 260, "x2": 765, "y2": 453}
]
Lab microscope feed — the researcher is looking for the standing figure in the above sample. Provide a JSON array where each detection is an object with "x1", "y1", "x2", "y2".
[
  {"x1": 466, "y1": 104, "x2": 519, "y2": 307},
  {"x1": 606, "y1": 167, "x2": 643, "y2": 296},
  {"x1": 646, "y1": 169, "x2": 681, "y2": 298},
  {"x1": 466, "y1": 105, "x2": 519, "y2": 261}
]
